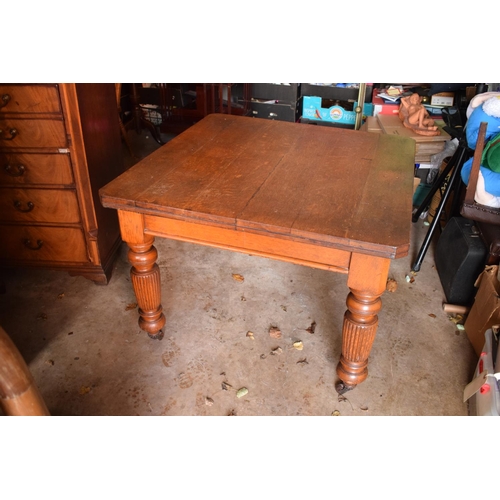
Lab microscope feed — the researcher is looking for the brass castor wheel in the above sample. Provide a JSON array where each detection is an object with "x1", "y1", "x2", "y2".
[
  {"x1": 148, "y1": 329, "x2": 164, "y2": 340},
  {"x1": 335, "y1": 381, "x2": 355, "y2": 395}
]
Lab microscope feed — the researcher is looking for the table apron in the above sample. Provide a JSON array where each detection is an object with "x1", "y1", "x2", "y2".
[{"x1": 143, "y1": 214, "x2": 351, "y2": 273}]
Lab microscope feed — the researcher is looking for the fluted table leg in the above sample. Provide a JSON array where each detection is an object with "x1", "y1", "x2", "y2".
[
  {"x1": 128, "y1": 239, "x2": 165, "y2": 339},
  {"x1": 117, "y1": 210, "x2": 166, "y2": 340},
  {"x1": 336, "y1": 253, "x2": 391, "y2": 393}
]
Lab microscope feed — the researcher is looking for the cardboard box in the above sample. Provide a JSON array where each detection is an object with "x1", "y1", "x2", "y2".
[
  {"x1": 372, "y1": 88, "x2": 400, "y2": 116},
  {"x1": 365, "y1": 115, "x2": 382, "y2": 133},
  {"x1": 300, "y1": 84, "x2": 373, "y2": 103},
  {"x1": 377, "y1": 114, "x2": 449, "y2": 162},
  {"x1": 376, "y1": 114, "x2": 450, "y2": 142},
  {"x1": 464, "y1": 265, "x2": 500, "y2": 356},
  {"x1": 431, "y1": 92, "x2": 454, "y2": 107},
  {"x1": 301, "y1": 96, "x2": 373, "y2": 126},
  {"x1": 299, "y1": 118, "x2": 354, "y2": 129},
  {"x1": 373, "y1": 103, "x2": 400, "y2": 116},
  {"x1": 413, "y1": 177, "x2": 421, "y2": 194}
]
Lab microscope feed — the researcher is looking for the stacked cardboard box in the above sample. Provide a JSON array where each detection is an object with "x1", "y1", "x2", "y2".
[
  {"x1": 376, "y1": 114, "x2": 450, "y2": 163},
  {"x1": 371, "y1": 88, "x2": 400, "y2": 116},
  {"x1": 299, "y1": 84, "x2": 373, "y2": 129},
  {"x1": 464, "y1": 265, "x2": 500, "y2": 357},
  {"x1": 301, "y1": 96, "x2": 373, "y2": 127},
  {"x1": 300, "y1": 84, "x2": 373, "y2": 103}
]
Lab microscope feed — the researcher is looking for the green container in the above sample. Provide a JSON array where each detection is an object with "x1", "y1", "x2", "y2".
[{"x1": 413, "y1": 183, "x2": 432, "y2": 207}]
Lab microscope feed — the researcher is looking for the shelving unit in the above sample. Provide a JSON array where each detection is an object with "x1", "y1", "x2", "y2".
[{"x1": 249, "y1": 84, "x2": 301, "y2": 122}]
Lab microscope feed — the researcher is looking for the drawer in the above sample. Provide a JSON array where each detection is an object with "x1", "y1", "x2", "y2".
[
  {"x1": 0, "y1": 225, "x2": 89, "y2": 263},
  {"x1": 251, "y1": 101, "x2": 298, "y2": 122},
  {"x1": 0, "y1": 85, "x2": 62, "y2": 114},
  {"x1": 0, "y1": 187, "x2": 81, "y2": 223},
  {"x1": 0, "y1": 118, "x2": 67, "y2": 149},
  {"x1": 0, "y1": 152, "x2": 74, "y2": 186}
]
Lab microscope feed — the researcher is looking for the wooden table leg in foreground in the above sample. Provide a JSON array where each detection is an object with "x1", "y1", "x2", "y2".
[
  {"x1": 0, "y1": 325, "x2": 50, "y2": 416},
  {"x1": 336, "y1": 254, "x2": 391, "y2": 394},
  {"x1": 118, "y1": 211, "x2": 166, "y2": 339}
]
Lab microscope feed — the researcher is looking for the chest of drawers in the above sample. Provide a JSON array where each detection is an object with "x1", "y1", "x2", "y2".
[{"x1": 0, "y1": 84, "x2": 125, "y2": 284}]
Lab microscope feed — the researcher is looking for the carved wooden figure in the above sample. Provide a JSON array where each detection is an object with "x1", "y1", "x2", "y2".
[{"x1": 399, "y1": 93, "x2": 440, "y2": 136}]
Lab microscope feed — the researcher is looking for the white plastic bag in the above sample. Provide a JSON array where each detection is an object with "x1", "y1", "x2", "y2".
[{"x1": 426, "y1": 138, "x2": 459, "y2": 184}]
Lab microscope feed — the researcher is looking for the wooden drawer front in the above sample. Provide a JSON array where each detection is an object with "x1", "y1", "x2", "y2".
[
  {"x1": 0, "y1": 225, "x2": 89, "y2": 263},
  {"x1": 0, "y1": 85, "x2": 61, "y2": 114},
  {"x1": 0, "y1": 118, "x2": 67, "y2": 148},
  {"x1": 0, "y1": 153, "x2": 73, "y2": 186},
  {"x1": 0, "y1": 188, "x2": 80, "y2": 223}
]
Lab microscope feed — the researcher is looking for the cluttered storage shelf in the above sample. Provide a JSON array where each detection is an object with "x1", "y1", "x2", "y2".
[{"x1": 123, "y1": 84, "x2": 252, "y2": 136}]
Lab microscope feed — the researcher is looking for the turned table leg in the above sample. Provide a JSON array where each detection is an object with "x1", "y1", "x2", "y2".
[
  {"x1": 128, "y1": 239, "x2": 165, "y2": 339},
  {"x1": 118, "y1": 210, "x2": 166, "y2": 340},
  {"x1": 336, "y1": 253, "x2": 391, "y2": 393}
]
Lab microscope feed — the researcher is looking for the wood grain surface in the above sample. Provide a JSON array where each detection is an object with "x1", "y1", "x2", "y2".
[{"x1": 101, "y1": 114, "x2": 415, "y2": 259}]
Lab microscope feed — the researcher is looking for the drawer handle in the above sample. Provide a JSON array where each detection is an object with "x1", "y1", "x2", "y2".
[
  {"x1": 23, "y1": 239, "x2": 43, "y2": 250},
  {"x1": 4, "y1": 164, "x2": 26, "y2": 177},
  {"x1": 0, "y1": 94, "x2": 11, "y2": 109},
  {"x1": 14, "y1": 200, "x2": 34, "y2": 212},
  {"x1": 0, "y1": 128, "x2": 18, "y2": 140}
]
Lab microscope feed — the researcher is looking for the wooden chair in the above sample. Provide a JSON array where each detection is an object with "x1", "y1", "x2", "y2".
[
  {"x1": 115, "y1": 83, "x2": 138, "y2": 160},
  {"x1": 460, "y1": 121, "x2": 500, "y2": 264},
  {"x1": 0, "y1": 325, "x2": 49, "y2": 416}
]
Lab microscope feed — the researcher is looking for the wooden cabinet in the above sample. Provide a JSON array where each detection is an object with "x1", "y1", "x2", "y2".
[{"x1": 0, "y1": 83, "x2": 125, "y2": 284}]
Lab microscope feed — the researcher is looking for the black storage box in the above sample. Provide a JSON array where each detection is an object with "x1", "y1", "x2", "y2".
[
  {"x1": 435, "y1": 217, "x2": 488, "y2": 305},
  {"x1": 250, "y1": 84, "x2": 300, "y2": 122},
  {"x1": 250, "y1": 101, "x2": 298, "y2": 122},
  {"x1": 251, "y1": 83, "x2": 300, "y2": 103}
]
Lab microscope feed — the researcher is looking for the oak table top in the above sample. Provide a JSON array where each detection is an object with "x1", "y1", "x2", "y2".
[{"x1": 100, "y1": 114, "x2": 415, "y2": 395}]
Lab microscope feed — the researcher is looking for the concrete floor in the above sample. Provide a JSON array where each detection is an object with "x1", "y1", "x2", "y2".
[{"x1": 0, "y1": 126, "x2": 478, "y2": 416}]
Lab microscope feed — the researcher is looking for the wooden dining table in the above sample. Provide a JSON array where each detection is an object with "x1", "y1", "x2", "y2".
[{"x1": 100, "y1": 114, "x2": 415, "y2": 393}]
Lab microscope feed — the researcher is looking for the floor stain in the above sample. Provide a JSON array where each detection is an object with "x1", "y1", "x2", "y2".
[
  {"x1": 161, "y1": 339, "x2": 181, "y2": 367},
  {"x1": 178, "y1": 371, "x2": 194, "y2": 389},
  {"x1": 160, "y1": 398, "x2": 177, "y2": 415}
]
